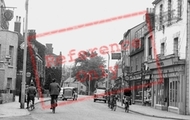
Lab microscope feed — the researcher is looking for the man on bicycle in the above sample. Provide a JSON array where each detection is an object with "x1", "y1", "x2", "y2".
[
  {"x1": 49, "y1": 78, "x2": 61, "y2": 109},
  {"x1": 123, "y1": 85, "x2": 132, "y2": 109},
  {"x1": 26, "y1": 82, "x2": 37, "y2": 109}
]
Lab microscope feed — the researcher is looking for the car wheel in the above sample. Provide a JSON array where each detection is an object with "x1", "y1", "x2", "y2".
[
  {"x1": 94, "y1": 99, "x2": 96, "y2": 102},
  {"x1": 104, "y1": 100, "x2": 106, "y2": 103}
]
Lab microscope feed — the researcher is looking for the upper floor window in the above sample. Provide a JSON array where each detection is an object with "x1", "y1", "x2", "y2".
[
  {"x1": 174, "y1": 37, "x2": 179, "y2": 56},
  {"x1": 9, "y1": 46, "x2": 14, "y2": 65},
  {"x1": 161, "y1": 42, "x2": 165, "y2": 55},
  {"x1": 168, "y1": 0, "x2": 172, "y2": 25},
  {"x1": 148, "y1": 36, "x2": 152, "y2": 57},
  {"x1": 159, "y1": 4, "x2": 163, "y2": 29},
  {"x1": 177, "y1": 0, "x2": 182, "y2": 20}
]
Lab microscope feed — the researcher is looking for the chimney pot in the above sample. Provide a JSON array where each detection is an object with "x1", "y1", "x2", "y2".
[
  {"x1": 16, "y1": 16, "x2": 18, "y2": 22},
  {"x1": 19, "y1": 16, "x2": 21, "y2": 22}
]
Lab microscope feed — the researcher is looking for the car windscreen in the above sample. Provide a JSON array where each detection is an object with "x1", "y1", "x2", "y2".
[{"x1": 96, "y1": 89, "x2": 105, "y2": 93}]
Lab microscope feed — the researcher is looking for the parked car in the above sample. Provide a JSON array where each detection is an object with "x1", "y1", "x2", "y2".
[{"x1": 94, "y1": 88, "x2": 107, "y2": 103}]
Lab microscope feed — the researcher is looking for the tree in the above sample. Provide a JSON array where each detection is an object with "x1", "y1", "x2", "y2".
[{"x1": 72, "y1": 51, "x2": 106, "y2": 94}]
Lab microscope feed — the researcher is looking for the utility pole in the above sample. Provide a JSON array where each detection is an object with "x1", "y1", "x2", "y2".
[
  {"x1": 20, "y1": 0, "x2": 29, "y2": 109},
  {"x1": 107, "y1": 53, "x2": 110, "y2": 90}
]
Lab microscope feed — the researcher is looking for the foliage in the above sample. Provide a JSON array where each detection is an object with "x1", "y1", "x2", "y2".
[{"x1": 72, "y1": 51, "x2": 107, "y2": 93}]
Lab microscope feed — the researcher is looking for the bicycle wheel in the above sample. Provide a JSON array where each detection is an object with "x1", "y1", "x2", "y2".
[{"x1": 52, "y1": 99, "x2": 56, "y2": 113}]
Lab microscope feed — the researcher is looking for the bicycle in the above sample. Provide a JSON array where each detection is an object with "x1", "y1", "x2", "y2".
[
  {"x1": 124, "y1": 98, "x2": 129, "y2": 113},
  {"x1": 52, "y1": 97, "x2": 57, "y2": 113},
  {"x1": 28, "y1": 99, "x2": 34, "y2": 111}
]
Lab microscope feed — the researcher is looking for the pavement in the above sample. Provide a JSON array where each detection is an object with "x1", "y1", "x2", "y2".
[
  {"x1": 0, "y1": 96, "x2": 190, "y2": 119},
  {"x1": 0, "y1": 96, "x2": 50, "y2": 118},
  {"x1": 116, "y1": 101, "x2": 190, "y2": 120}
]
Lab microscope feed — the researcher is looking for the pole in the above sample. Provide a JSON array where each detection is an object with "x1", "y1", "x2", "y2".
[
  {"x1": 89, "y1": 74, "x2": 91, "y2": 95},
  {"x1": 107, "y1": 53, "x2": 110, "y2": 90},
  {"x1": 20, "y1": 0, "x2": 29, "y2": 109}
]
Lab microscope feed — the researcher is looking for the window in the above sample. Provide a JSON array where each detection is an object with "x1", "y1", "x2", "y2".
[
  {"x1": 9, "y1": 46, "x2": 14, "y2": 65},
  {"x1": 177, "y1": 0, "x2": 182, "y2": 20},
  {"x1": 136, "y1": 57, "x2": 138, "y2": 71},
  {"x1": 168, "y1": 0, "x2": 172, "y2": 25},
  {"x1": 157, "y1": 80, "x2": 164, "y2": 105},
  {"x1": 0, "y1": 44, "x2": 1, "y2": 59},
  {"x1": 159, "y1": 4, "x2": 163, "y2": 30},
  {"x1": 169, "y1": 80, "x2": 179, "y2": 107},
  {"x1": 161, "y1": 42, "x2": 165, "y2": 55},
  {"x1": 148, "y1": 36, "x2": 152, "y2": 56},
  {"x1": 174, "y1": 37, "x2": 179, "y2": 56}
]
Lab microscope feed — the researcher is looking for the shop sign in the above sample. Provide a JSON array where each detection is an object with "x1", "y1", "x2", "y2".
[
  {"x1": 4, "y1": 10, "x2": 14, "y2": 21},
  {"x1": 111, "y1": 53, "x2": 121, "y2": 60}
]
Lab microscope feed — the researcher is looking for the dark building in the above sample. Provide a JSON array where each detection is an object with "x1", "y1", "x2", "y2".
[
  {"x1": 44, "y1": 43, "x2": 62, "y2": 89},
  {"x1": 15, "y1": 19, "x2": 46, "y2": 95}
]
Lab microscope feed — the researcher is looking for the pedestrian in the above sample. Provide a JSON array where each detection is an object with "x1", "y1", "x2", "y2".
[{"x1": 26, "y1": 82, "x2": 37, "y2": 109}]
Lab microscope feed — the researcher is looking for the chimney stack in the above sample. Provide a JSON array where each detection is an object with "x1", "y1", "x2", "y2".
[
  {"x1": 46, "y1": 44, "x2": 53, "y2": 54},
  {"x1": 14, "y1": 16, "x2": 21, "y2": 33}
]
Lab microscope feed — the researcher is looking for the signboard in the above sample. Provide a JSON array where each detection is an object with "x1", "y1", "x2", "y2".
[
  {"x1": 111, "y1": 53, "x2": 121, "y2": 60},
  {"x1": 4, "y1": 10, "x2": 14, "y2": 21}
]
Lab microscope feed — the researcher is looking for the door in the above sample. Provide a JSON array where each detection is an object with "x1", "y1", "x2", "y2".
[{"x1": 164, "y1": 78, "x2": 169, "y2": 107}]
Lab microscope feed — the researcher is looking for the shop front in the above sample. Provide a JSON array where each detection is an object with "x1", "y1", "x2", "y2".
[{"x1": 148, "y1": 55, "x2": 186, "y2": 114}]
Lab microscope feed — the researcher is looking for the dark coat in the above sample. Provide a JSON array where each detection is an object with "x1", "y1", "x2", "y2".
[{"x1": 49, "y1": 82, "x2": 61, "y2": 95}]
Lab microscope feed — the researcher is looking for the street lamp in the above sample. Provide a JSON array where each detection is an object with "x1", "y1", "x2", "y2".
[
  {"x1": 106, "y1": 52, "x2": 110, "y2": 90},
  {"x1": 87, "y1": 73, "x2": 91, "y2": 95},
  {"x1": 21, "y1": 0, "x2": 29, "y2": 109}
]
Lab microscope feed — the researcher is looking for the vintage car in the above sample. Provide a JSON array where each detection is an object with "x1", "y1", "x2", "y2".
[{"x1": 60, "y1": 87, "x2": 78, "y2": 101}]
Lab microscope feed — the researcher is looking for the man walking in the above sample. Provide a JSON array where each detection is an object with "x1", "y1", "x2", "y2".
[{"x1": 26, "y1": 83, "x2": 37, "y2": 109}]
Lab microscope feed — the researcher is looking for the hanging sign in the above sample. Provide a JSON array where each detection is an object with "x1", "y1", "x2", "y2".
[{"x1": 4, "y1": 10, "x2": 14, "y2": 21}]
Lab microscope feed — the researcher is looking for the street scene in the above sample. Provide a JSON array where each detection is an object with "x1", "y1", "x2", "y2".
[
  {"x1": 0, "y1": 95, "x2": 185, "y2": 120},
  {"x1": 1, "y1": 0, "x2": 190, "y2": 120}
]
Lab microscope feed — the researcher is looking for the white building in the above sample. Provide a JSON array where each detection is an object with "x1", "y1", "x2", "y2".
[{"x1": 147, "y1": 0, "x2": 188, "y2": 115}]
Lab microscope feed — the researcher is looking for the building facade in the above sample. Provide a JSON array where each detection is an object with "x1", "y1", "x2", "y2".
[
  {"x1": 0, "y1": 30, "x2": 18, "y2": 103},
  {"x1": 147, "y1": 0, "x2": 187, "y2": 114}
]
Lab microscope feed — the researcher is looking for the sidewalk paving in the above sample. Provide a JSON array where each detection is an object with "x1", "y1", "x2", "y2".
[
  {"x1": 117, "y1": 101, "x2": 190, "y2": 120},
  {"x1": 0, "y1": 96, "x2": 50, "y2": 118}
]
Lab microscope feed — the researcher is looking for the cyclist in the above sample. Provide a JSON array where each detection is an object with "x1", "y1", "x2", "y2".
[
  {"x1": 26, "y1": 82, "x2": 37, "y2": 109},
  {"x1": 49, "y1": 78, "x2": 61, "y2": 109},
  {"x1": 123, "y1": 85, "x2": 132, "y2": 111}
]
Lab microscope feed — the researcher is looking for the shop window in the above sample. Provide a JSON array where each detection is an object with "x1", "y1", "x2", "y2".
[
  {"x1": 169, "y1": 80, "x2": 178, "y2": 107},
  {"x1": 135, "y1": 80, "x2": 142, "y2": 101},
  {"x1": 157, "y1": 80, "x2": 164, "y2": 105}
]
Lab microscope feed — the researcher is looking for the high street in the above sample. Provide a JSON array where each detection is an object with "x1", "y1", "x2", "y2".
[{"x1": 1, "y1": 95, "x2": 174, "y2": 120}]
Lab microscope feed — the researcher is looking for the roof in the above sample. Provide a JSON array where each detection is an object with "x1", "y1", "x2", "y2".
[{"x1": 152, "y1": 0, "x2": 162, "y2": 5}]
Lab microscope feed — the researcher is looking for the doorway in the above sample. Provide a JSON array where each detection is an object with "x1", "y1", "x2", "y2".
[{"x1": 164, "y1": 78, "x2": 169, "y2": 107}]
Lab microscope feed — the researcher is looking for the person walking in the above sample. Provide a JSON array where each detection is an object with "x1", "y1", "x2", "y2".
[
  {"x1": 26, "y1": 83, "x2": 37, "y2": 109},
  {"x1": 49, "y1": 78, "x2": 61, "y2": 109}
]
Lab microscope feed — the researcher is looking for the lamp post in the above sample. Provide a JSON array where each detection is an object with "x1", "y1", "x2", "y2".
[
  {"x1": 107, "y1": 52, "x2": 110, "y2": 90},
  {"x1": 21, "y1": 0, "x2": 29, "y2": 109},
  {"x1": 87, "y1": 73, "x2": 91, "y2": 95}
]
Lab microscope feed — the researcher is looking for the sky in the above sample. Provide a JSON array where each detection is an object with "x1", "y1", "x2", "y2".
[{"x1": 5, "y1": 0, "x2": 154, "y2": 67}]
